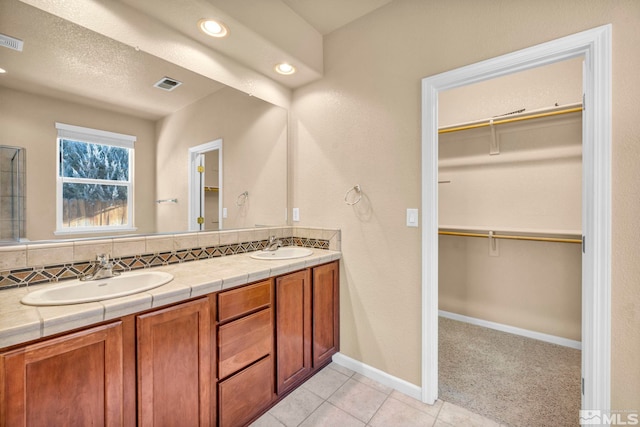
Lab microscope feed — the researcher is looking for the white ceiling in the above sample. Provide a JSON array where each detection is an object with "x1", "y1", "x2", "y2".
[
  {"x1": 0, "y1": 0, "x2": 394, "y2": 119},
  {"x1": 282, "y1": 0, "x2": 395, "y2": 35}
]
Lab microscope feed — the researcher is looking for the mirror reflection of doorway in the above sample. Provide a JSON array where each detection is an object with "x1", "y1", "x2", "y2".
[
  {"x1": 189, "y1": 139, "x2": 222, "y2": 231},
  {"x1": 202, "y1": 150, "x2": 220, "y2": 231}
]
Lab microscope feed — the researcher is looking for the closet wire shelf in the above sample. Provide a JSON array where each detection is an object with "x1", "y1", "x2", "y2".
[
  {"x1": 438, "y1": 230, "x2": 582, "y2": 244},
  {"x1": 438, "y1": 103, "x2": 583, "y2": 134}
]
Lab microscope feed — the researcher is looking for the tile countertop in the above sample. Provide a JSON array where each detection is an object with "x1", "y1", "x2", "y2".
[{"x1": 0, "y1": 248, "x2": 341, "y2": 350}]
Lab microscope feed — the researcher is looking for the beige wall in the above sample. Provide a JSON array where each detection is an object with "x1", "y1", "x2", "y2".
[
  {"x1": 439, "y1": 117, "x2": 582, "y2": 231},
  {"x1": 439, "y1": 57, "x2": 583, "y2": 126},
  {"x1": 291, "y1": 0, "x2": 640, "y2": 409},
  {"x1": 0, "y1": 87, "x2": 157, "y2": 241},
  {"x1": 155, "y1": 86, "x2": 288, "y2": 232},
  {"x1": 439, "y1": 236, "x2": 583, "y2": 340},
  {"x1": 439, "y1": 116, "x2": 582, "y2": 340}
]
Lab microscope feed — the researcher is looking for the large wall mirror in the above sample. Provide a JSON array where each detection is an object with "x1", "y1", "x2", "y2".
[{"x1": 0, "y1": 0, "x2": 288, "y2": 243}]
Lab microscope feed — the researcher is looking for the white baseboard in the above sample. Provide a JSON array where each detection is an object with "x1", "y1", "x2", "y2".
[
  {"x1": 331, "y1": 352, "x2": 423, "y2": 401},
  {"x1": 439, "y1": 310, "x2": 582, "y2": 350}
]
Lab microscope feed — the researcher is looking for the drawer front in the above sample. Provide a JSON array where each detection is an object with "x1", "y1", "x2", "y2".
[
  {"x1": 218, "y1": 279, "x2": 271, "y2": 322},
  {"x1": 218, "y1": 309, "x2": 272, "y2": 379},
  {"x1": 218, "y1": 355, "x2": 274, "y2": 427}
]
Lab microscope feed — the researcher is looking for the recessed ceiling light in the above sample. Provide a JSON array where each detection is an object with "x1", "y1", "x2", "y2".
[
  {"x1": 198, "y1": 19, "x2": 229, "y2": 38},
  {"x1": 275, "y1": 63, "x2": 296, "y2": 75},
  {"x1": 0, "y1": 68, "x2": 6, "y2": 74}
]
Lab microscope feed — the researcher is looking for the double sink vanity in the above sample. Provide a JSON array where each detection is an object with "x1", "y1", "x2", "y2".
[{"x1": 0, "y1": 243, "x2": 341, "y2": 426}]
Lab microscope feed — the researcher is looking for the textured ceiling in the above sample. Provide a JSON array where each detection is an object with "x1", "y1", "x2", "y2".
[
  {"x1": 282, "y1": 0, "x2": 395, "y2": 35},
  {"x1": 0, "y1": 0, "x2": 394, "y2": 118},
  {"x1": 0, "y1": 0, "x2": 227, "y2": 119}
]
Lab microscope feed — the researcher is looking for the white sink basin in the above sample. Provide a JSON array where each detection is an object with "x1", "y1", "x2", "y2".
[
  {"x1": 250, "y1": 247, "x2": 313, "y2": 260},
  {"x1": 21, "y1": 271, "x2": 174, "y2": 306}
]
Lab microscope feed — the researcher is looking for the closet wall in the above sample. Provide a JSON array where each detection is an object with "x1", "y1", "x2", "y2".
[
  {"x1": 204, "y1": 149, "x2": 220, "y2": 230},
  {"x1": 438, "y1": 58, "x2": 583, "y2": 341}
]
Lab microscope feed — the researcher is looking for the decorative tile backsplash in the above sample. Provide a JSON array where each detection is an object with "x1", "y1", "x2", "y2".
[{"x1": 0, "y1": 227, "x2": 340, "y2": 290}]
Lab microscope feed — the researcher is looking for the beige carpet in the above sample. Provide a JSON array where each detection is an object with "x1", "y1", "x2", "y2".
[{"x1": 438, "y1": 317, "x2": 581, "y2": 427}]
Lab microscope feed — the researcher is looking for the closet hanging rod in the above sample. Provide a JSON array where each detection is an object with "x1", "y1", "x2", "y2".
[
  {"x1": 438, "y1": 103, "x2": 583, "y2": 135},
  {"x1": 438, "y1": 230, "x2": 582, "y2": 244}
]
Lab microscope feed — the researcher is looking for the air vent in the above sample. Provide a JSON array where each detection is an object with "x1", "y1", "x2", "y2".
[
  {"x1": 0, "y1": 33, "x2": 24, "y2": 52},
  {"x1": 153, "y1": 77, "x2": 182, "y2": 91}
]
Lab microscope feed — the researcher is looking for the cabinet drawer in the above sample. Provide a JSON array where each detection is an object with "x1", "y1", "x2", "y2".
[
  {"x1": 218, "y1": 308, "x2": 272, "y2": 379},
  {"x1": 218, "y1": 355, "x2": 274, "y2": 427},
  {"x1": 218, "y1": 280, "x2": 271, "y2": 322}
]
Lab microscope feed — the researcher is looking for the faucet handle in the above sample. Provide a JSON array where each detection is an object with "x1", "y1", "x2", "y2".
[{"x1": 96, "y1": 253, "x2": 109, "y2": 265}]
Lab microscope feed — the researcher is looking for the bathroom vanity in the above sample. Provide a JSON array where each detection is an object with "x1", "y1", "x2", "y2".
[{"x1": 0, "y1": 250, "x2": 340, "y2": 426}]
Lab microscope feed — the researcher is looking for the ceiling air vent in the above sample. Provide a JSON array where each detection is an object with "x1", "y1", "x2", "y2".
[
  {"x1": 0, "y1": 33, "x2": 24, "y2": 52},
  {"x1": 153, "y1": 77, "x2": 182, "y2": 91}
]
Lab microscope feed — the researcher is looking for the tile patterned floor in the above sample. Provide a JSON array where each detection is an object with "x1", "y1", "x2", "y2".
[{"x1": 251, "y1": 363, "x2": 504, "y2": 427}]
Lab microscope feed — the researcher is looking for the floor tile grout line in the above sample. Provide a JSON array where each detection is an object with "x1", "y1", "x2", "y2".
[
  {"x1": 327, "y1": 362, "x2": 356, "y2": 378},
  {"x1": 326, "y1": 362, "x2": 449, "y2": 423},
  {"x1": 324, "y1": 364, "x2": 444, "y2": 425},
  {"x1": 294, "y1": 369, "x2": 354, "y2": 427},
  {"x1": 364, "y1": 393, "x2": 393, "y2": 426},
  {"x1": 324, "y1": 372, "x2": 372, "y2": 426},
  {"x1": 434, "y1": 398, "x2": 445, "y2": 421},
  {"x1": 299, "y1": 383, "x2": 326, "y2": 402},
  {"x1": 258, "y1": 364, "x2": 498, "y2": 427},
  {"x1": 331, "y1": 376, "x2": 395, "y2": 425},
  {"x1": 324, "y1": 400, "x2": 366, "y2": 426},
  {"x1": 268, "y1": 405, "x2": 291, "y2": 427},
  {"x1": 292, "y1": 398, "x2": 321, "y2": 427}
]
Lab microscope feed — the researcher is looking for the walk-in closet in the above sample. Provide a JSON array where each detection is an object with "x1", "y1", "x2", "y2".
[{"x1": 437, "y1": 58, "x2": 583, "y2": 426}]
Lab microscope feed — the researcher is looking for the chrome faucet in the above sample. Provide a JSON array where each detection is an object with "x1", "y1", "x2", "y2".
[
  {"x1": 264, "y1": 235, "x2": 283, "y2": 252},
  {"x1": 81, "y1": 254, "x2": 120, "y2": 281}
]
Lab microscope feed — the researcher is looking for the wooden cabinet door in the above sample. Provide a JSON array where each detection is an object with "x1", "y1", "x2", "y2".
[
  {"x1": 218, "y1": 355, "x2": 274, "y2": 427},
  {"x1": 137, "y1": 298, "x2": 212, "y2": 427},
  {"x1": 312, "y1": 261, "x2": 340, "y2": 367},
  {"x1": 0, "y1": 322, "x2": 124, "y2": 427},
  {"x1": 275, "y1": 269, "x2": 312, "y2": 394}
]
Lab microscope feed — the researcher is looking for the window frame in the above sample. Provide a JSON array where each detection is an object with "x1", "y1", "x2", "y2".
[{"x1": 55, "y1": 122, "x2": 136, "y2": 235}]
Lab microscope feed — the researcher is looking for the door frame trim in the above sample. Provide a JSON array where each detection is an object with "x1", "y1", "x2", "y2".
[
  {"x1": 420, "y1": 25, "x2": 612, "y2": 411},
  {"x1": 188, "y1": 139, "x2": 223, "y2": 231}
]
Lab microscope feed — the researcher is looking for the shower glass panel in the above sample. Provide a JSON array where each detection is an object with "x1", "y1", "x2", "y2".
[{"x1": 0, "y1": 146, "x2": 26, "y2": 242}]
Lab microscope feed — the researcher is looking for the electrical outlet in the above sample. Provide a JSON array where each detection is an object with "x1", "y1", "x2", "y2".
[{"x1": 292, "y1": 208, "x2": 300, "y2": 222}]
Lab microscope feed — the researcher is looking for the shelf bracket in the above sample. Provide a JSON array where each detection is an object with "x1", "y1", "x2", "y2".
[
  {"x1": 488, "y1": 230, "x2": 499, "y2": 256},
  {"x1": 489, "y1": 119, "x2": 500, "y2": 155}
]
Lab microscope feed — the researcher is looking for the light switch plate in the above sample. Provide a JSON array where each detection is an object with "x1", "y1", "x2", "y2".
[
  {"x1": 407, "y1": 208, "x2": 419, "y2": 227},
  {"x1": 292, "y1": 207, "x2": 300, "y2": 222},
  {"x1": 222, "y1": 207, "x2": 228, "y2": 218}
]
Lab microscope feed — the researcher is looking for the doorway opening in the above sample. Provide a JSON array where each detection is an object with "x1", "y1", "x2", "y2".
[
  {"x1": 189, "y1": 139, "x2": 223, "y2": 231},
  {"x1": 436, "y1": 57, "x2": 583, "y2": 425},
  {"x1": 421, "y1": 25, "x2": 612, "y2": 414}
]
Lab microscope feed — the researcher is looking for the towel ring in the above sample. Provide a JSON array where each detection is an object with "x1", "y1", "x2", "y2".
[
  {"x1": 344, "y1": 185, "x2": 362, "y2": 205},
  {"x1": 236, "y1": 191, "x2": 248, "y2": 206}
]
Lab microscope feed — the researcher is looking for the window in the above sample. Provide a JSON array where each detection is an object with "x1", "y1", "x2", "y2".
[{"x1": 55, "y1": 123, "x2": 136, "y2": 234}]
